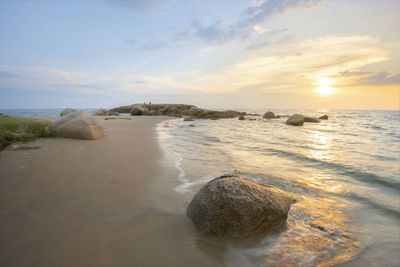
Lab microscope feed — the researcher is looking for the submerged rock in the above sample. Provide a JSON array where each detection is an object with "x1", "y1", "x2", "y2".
[
  {"x1": 286, "y1": 114, "x2": 304, "y2": 126},
  {"x1": 263, "y1": 111, "x2": 275, "y2": 119},
  {"x1": 95, "y1": 108, "x2": 108, "y2": 116},
  {"x1": 51, "y1": 111, "x2": 104, "y2": 140},
  {"x1": 186, "y1": 176, "x2": 296, "y2": 237},
  {"x1": 304, "y1": 117, "x2": 320, "y2": 123},
  {"x1": 319, "y1": 115, "x2": 328, "y2": 120},
  {"x1": 60, "y1": 108, "x2": 76, "y2": 116}
]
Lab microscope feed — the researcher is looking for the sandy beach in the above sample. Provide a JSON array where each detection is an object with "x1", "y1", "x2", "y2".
[{"x1": 0, "y1": 116, "x2": 221, "y2": 266}]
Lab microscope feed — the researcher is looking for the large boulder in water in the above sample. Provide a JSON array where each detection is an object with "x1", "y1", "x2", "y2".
[
  {"x1": 51, "y1": 111, "x2": 104, "y2": 140},
  {"x1": 304, "y1": 117, "x2": 320, "y2": 123},
  {"x1": 263, "y1": 111, "x2": 275, "y2": 119},
  {"x1": 60, "y1": 108, "x2": 76, "y2": 116},
  {"x1": 186, "y1": 176, "x2": 296, "y2": 237},
  {"x1": 286, "y1": 114, "x2": 304, "y2": 126}
]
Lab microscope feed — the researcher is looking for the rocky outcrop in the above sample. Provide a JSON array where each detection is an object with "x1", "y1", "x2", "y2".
[
  {"x1": 60, "y1": 108, "x2": 76, "y2": 116},
  {"x1": 95, "y1": 108, "x2": 108, "y2": 116},
  {"x1": 319, "y1": 115, "x2": 328, "y2": 120},
  {"x1": 286, "y1": 114, "x2": 304, "y2": 126},
  {"x1": 304, "y1": 117, "x2": 320, "y2": 123},
  {"x1": 130, "y1": 105, "x2": 149, "y2": 116},
  {"x1": 186, "y1": 175, "x2": 296, "y2": 237},
  {"x1": 110, "y1": 103, "x2": 244, "y2": 119},
  {"x1": 51, "y1": 111, "x2": 104, "y2": 140},
  {"x1": 263, "y1": 111, "x2": 275, "y2": 119},
  {"x1": 238, "y1": 114, "x2": 245, "y2": 120}
]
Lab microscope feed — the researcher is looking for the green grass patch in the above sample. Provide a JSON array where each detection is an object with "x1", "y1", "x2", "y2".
[{"x1": 0, "y1": 116, "x2": 57, "y2": 150}]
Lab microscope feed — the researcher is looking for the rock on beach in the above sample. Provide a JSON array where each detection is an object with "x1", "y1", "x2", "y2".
[
  {"x1": 60, "y1": 108, "x2": 76, "y2": 116},
  {"x1": 186, "y1": 176, "x2": 296, "y2": 237},
  {"x1": 95, "y1": 108, "x2": 108, "y2": 116},
  {"x1": 51, "y1": 111, "x2": 104, "y2": 140}
]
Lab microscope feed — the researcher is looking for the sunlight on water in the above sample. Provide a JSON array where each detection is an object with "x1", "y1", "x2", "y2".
[{"x1": 158, "y1": 110, "x2": 400, "y2": 267}]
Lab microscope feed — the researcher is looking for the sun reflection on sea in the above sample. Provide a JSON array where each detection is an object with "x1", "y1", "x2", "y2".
[{"x1": 307, "y1": 127, "x2": 335, "y2": 162}]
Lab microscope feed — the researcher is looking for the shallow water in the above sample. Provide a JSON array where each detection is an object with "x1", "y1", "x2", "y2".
[{"x1": 157, "y1": 110, "x2": 400, "y2": 267}]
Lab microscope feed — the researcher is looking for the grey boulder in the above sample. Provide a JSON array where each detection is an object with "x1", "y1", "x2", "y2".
[
  {"x1": 286, "y1": 114, "x2": 304, "y2": 126},
  {"x1": 186, "y1": 176, "x2": 296, "y2": 237},
  {"x1": 263, "y1": 111, "x2": 275, "y2": 119},
  {"x1": 52, "y1": 111, "x2": 104, "y2": 140}
]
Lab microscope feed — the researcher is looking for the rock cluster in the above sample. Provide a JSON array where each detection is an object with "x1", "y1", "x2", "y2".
[
  {"x1": 52, "y1": 111, "x2": 104, "y2": 140},
  {"x1": 109, "y1": 104, "x2": 244, "y2": 119},
  {"x1": 186, "y1": 175, "x2": 296, "y2": 237}
]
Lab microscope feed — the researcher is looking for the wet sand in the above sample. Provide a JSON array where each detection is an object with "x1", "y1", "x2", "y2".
[{"x1": 0, "y1": 116, "x2": 220, "y2": 266}]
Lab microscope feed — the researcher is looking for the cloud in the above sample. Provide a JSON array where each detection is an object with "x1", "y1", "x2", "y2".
[
  {"x1": 333, "y1": 70, "x2": 400, "y2": 86},
  {"x1": 140, "y1": 42, "x2": 168, "y2": 50},
  {"x1": 128, "y1": 0, "x2": 322, "y2": 51},
  {"x1": 240, "y1": 0, "x2": 322, "y2": 28},
  {"x1": 358, "y1": 71, "x2": 400, "y2": 86},
  {"x1": 190, "y1": 0, "x2": 322, "y2": 43},
  {"x1": 107, "y1": 0, "x2": 172, "y2": 12},
  {"x1": 172, "y1": 35, "x2": 389, "y2": 94},
  {"x1": 0, "y1": 35, "x2": 392, "y2": 108},
  {"x1": 191, "y1": 20, "x2": 235, "y2": 43},
  {"x1": 246, "y1": 29, "x2": 292, "y2": 49}
]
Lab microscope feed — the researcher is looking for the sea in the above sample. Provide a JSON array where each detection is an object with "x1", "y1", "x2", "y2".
[
  {"x1": 1, "y1": 108, "x2": 399, "y2": 266},
  {"x1": 157, "y1": 109, "x2": 400, "y2": 267}
]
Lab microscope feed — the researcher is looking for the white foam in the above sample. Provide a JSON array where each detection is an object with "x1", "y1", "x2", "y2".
[{"x1": 169, "y1": 148, "x2": 188, "y2": 184}]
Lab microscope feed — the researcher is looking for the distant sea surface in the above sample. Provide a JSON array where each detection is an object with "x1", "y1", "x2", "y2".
[
  {"x1": 157, "y1": 109, "x2": 400, "y2": 266},
  {"x1": 0, "y1": 108, "x2": 99, "y2": 117}
]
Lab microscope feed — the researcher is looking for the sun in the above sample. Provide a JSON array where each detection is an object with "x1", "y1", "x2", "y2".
[{"x1": 315, "y1": 78, "x2": 335, "y2": 96}]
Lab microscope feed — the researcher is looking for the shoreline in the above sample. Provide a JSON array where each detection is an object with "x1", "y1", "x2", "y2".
[{"x1": 0, "y1": 115, "x2": 218, "y2": 266}]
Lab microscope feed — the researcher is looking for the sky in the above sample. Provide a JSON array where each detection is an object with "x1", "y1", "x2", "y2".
[{"x1": 0, "y1": 0, "x2": 399, "y2": 110}]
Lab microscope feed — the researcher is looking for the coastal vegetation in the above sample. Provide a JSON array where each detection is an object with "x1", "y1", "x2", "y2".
[{"x1": 0, "y1": 116, "x2": 56, "y2": 150}]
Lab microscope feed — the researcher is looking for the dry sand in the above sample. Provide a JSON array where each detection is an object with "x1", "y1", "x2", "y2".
[{"x1": 0, "y1": 116, "x2": 221, "y2": 266}]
